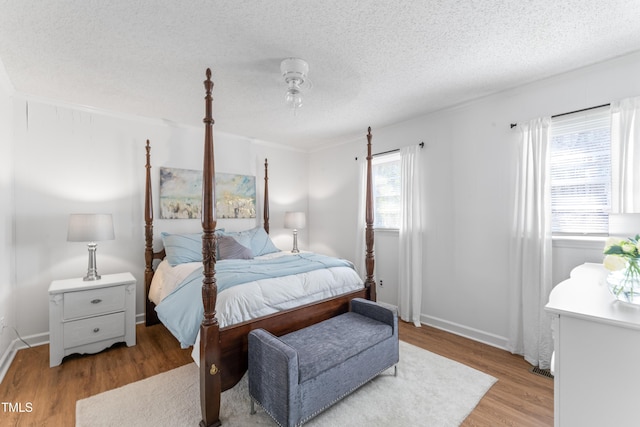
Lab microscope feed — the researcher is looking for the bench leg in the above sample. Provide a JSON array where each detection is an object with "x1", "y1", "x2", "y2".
[{"x1": 381, "y1": 365, "x2": 398, "y2": 377}]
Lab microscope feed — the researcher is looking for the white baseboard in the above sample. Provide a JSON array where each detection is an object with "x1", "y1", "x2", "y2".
[
  {"x1": 379, "y1": 302, "x2": 508, "y2": 350},
  {"x1": 419, "y1": 313, "x2": 509, "y2": 350},
  {"x1": 0, "y1": 341, "x2": 18, "y2": 384},
  {"x1": 0, "y1": 331, "x2": 48, "y2": 384}
]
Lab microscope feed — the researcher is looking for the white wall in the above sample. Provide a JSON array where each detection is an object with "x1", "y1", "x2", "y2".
[
  {"x1": 0, "y1": 59, "x2": 15, "y2": 362},
  {"x1": 309, "y1": 50, "x2": 640, "y2": 348},
  {"x1": 9, "y1": 96, "x2": 308, "y2": 343}
]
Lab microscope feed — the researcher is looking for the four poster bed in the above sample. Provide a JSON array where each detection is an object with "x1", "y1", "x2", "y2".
[{"x1": 143, "y1": 69, "x2": 377, "y2": 427}]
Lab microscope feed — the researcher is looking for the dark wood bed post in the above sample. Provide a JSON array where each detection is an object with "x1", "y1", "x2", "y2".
[
  {"x1": 365, "y1": 127, "x2": 377, "y2": 301},
  {"x1": 144, "y1": 140, "x2": 160, "y2": 326},
  {"x1": 200, "y1": 68, "x2": 222, "y2": 427},
  {"x1": 263, "y1": 158, "x2": 270, "y2": 234}
]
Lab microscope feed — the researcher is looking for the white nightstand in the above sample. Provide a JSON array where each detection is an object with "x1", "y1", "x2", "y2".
[{"x1": 48, "y1": 272, "x2": 136, "y2": 367}]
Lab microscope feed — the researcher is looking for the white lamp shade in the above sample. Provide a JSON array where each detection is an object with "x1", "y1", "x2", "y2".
[
  {"x1": 284, "y1": 211, "x2": 306, "y2": 230},
  {"x1": 67, "y1": 214, "x2": 115, "y2": 242}
]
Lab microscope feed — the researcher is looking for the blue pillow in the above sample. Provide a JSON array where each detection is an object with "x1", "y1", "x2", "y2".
[
  {"x1": 161, "y1": 232, "x2": 202, "y2": 266},
  {"x1": 249, "y1": 227, "x2": 280, "y2": 256},
  {"x1": 161, "y1": 229, "x2": 225, "y2": 266}
]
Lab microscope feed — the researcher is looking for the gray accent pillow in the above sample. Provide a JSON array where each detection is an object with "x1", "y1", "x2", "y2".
[
  {"x1": 218, "y1": 235, "x2": 254, "y2": 260},
  {"x1": 221, "y1": 227, "x2": 280, "y2": 256}
]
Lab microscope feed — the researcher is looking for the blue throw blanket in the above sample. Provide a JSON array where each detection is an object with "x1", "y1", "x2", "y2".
[{"x1": 155, "y1": 253, "x2": 356, "y2": 348}]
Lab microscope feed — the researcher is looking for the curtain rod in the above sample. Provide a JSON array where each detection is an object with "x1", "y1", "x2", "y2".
[
  {"x1": 373, "y1": 141, "x2": 424, "y2": 157},
  {"x1": 510, "y1": 103, "x2": 611, "y2": 128},
  {"x1": 355, "y1": 142, "x2": 424, "y2": 161}
]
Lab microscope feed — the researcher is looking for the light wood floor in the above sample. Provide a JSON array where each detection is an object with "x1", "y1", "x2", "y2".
[{"x1": 0, "y1": 321, "x2": 553, "y2": 426}]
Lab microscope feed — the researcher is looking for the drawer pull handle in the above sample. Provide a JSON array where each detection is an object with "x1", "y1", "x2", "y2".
[
  {"x1": 93, "y1": 327, "x2": 100, "y2": 333},
  {"x1": 91, "y1": 299, "x2": 102, "y2": 304}
]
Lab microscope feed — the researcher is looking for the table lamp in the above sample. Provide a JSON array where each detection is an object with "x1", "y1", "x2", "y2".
[
  {"x1": 67, "y1": 213, "x2": 115, "y2": 281},
  {"x1": 284, "y1": 211, "x2": 306, "y2": 253}
]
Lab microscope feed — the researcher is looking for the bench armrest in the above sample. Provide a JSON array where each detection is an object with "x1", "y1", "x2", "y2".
[
  {"x1": 248, "y1": 329, "x2": 299, "y2": 406},
  {"x1": 351, "y1": 298, "x2": 397, "y2": 331}
]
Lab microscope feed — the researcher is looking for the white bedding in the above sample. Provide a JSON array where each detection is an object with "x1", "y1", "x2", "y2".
[{"x1": 149, "y1": 251, "x2": 364, "y2": 362}]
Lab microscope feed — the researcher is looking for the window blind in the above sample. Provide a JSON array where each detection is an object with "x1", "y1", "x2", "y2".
[
  {"x1": 550, "y1": 106, "x2": 611, "y2": 234},
  {"x1": 372, "y1": 152, "x2": 401, "y2": 229}
]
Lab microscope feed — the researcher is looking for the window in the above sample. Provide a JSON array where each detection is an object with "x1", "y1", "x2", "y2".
[
  {"x1": 550, "y1": 107, "x2": 611, "y2": 234},
  {"x1": 372, "y1": 152, "x2": 401, "y2": 229}
]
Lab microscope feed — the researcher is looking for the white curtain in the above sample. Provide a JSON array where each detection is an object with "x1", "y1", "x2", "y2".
[
  {"x1": 507, "y1": 117, "x2": 553, "y2": 369},
  {"x1": 355, "y1": 157, "x2": 367, "y2": 279},
  {"x1": 398, "y1": 145, "x2": 423, "y2": 327},
  {"x1": 611, "y1": 96, "x2": 640, "y2": 213}
]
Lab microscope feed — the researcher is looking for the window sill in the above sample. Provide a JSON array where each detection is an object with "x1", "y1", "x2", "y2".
[
  {"x1": 552, "y1": 235, "x2": 607, "y2": 250},
  {"x1": 374, "y1": 228, "x2": 399, "y2": 234}
]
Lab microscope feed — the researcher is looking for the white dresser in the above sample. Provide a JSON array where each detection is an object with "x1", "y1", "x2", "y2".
[
  {"x1": 49, "y1": 272, "x2": 136, "y2": 367},
  {"x1": 545, "y1": 263, "x2": 640, "y2": 427}
]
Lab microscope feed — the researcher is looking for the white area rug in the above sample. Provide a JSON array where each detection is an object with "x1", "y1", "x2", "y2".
[{"x1": 76, "y1": 341, "x2": 496, "y2": 426}]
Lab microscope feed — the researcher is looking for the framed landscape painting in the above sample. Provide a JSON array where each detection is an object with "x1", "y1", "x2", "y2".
[{"x1": 159, "y1": 167, "x2": 256, "y2": 219}]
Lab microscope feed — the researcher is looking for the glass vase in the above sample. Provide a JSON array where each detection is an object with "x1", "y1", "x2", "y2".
[{"x1": 606, "y1": 259, "x2": 640, "y2": 305}]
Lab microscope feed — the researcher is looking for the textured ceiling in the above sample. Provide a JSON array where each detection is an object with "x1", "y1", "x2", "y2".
[{"x1": 1, "y1": 0, "x2": 640, "y2": 149}]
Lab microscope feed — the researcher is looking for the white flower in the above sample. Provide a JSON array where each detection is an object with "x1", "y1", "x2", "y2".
[
  {"x1": 604, "y1": 237, "x2": 621, "y2": 250},
  {"x1": 604, "y1": 255, "x2": 627, "y2": 271},
  {"x1": 622, "y1": 242, "x2": 637, "y2": 254}
]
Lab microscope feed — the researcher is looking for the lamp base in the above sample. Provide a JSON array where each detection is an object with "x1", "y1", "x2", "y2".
[
  {"x1": 291, "y1": 230, "x2": 300, "y2": 253},
  {"x1": 83, "y1": 272, "x2": 101, "y2": 281},
  {"x1": 84, "y1": 243, "x2": 102, "y2": 281}
]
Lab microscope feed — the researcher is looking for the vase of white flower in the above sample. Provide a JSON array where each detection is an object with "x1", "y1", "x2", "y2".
[{"x1": 603, "y1": 235, "x2": 640, "y2": 304}]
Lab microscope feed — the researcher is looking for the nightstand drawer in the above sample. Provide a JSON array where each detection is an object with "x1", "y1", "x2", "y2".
[
  {"x1": 63, "y1": 285, "x2": 125, "y2": 319},
  {"x1": 63, "y1": 312, "x2": 125, "y2": 348}
]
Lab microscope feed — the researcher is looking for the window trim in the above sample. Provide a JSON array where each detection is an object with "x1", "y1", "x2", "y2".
[{"x1": 549, "y1": 105, "x2": 611, "y2": 236}]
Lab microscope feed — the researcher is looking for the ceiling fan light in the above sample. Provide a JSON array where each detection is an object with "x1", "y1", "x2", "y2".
[
  {"x1": 281, "y1": 58, "x2": 309, "y2": 110},
  {"x1": 280, "y1": 58, "x2": 309, "y2": 81},
  {"x1": 285, "y1": 88, "x2": 303, "y2": 109}
]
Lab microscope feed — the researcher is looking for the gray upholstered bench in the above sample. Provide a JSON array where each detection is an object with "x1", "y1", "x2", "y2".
[{"x1": 248, "y1": 298, "x2": 399, "y2": 427}]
